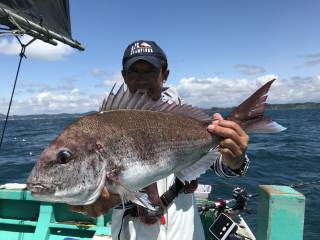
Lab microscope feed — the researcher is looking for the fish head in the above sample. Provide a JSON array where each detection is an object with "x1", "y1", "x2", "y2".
[{"x1": 27, "y1": 122, "x2": 107, "y2": 205}]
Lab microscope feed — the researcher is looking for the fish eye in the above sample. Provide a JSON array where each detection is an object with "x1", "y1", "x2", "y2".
[{"x1": 57, "y1": 150, "x2": 72, "y2": 164}]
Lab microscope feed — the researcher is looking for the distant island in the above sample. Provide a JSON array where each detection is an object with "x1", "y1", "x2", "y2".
[
  {"x1": 205, "y1": 102, "x2": 320, "y2": 115},
  {"x1": 0, "y1": 103, "x2": 319, "y2": 118},
  {"x1": 0, "y1": 111, "x2": 96, "y2": 119}
]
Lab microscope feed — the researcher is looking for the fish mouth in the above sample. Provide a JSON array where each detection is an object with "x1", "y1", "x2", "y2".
[
  {"x1": 27, "y1": 182, "x2": 83, "y2": 204},
  {"x1": 27, "y1": 182, "x2": 56, "y2": 195}
]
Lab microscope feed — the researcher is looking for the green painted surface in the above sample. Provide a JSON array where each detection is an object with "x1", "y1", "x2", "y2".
[
  {"x1": 0, "y1": 188, "x2": 112, "y2": 240},
  {"x1": 199, "y1": 209, "x2": 216, "y2": 240},
  {"x1": 257, "y1": 185, "x2": 305, "y2": 240},
  {"x1": 0, "y1": 185, "x2": 306, "y2": 240},
  {"x1": 33, "y1": 204, "x2": 54, "y2": 240}
]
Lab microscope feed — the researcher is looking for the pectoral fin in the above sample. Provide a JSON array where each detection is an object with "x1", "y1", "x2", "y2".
[
  {"x1": 136, "y1": 183, "x2": 164, "y2": 225},
  {"x1": 176, "y1": 150, "x2": 216, "y2": 182},
  {"x1": 106, "y1": 171, "x2": 157, "y2": 211}
]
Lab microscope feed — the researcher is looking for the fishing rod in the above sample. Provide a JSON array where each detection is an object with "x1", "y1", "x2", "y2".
[
  {"x1": 213, "y1": 181, "x2": 320, "y2": 190},
  {"x1": 289, "y1": 179, "x2": 320, "y2": 189},
  {"x1": 207, "y1": 178, "x2": 320, "y2": 204}
]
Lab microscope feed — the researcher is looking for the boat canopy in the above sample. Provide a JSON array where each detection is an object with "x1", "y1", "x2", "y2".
[
  {"x1": 0, "y1": 0, "x2": 84, "y2": 151},
  {"x1": 0, "y1": 0, "x2": 84, "y2": 50}
]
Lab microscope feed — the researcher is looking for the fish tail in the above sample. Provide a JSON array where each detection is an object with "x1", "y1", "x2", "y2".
[{"x1": 226, "y1": 79, "x2": 286, "y2": 133}]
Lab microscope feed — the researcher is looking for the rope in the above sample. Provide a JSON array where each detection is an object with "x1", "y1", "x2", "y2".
[{"x1": 0, "y1": 36, "x2": 36, "y2": 151}]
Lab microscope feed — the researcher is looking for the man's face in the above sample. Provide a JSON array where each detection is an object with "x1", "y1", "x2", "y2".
[{"x1": 123, "y1": 60, "x2": 168, "y2": 100}]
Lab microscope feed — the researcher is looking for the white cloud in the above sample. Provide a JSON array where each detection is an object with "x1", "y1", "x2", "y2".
[
  {"x1": 0, "y1": 70, "x2": 115, "y2": 115},
  {"x1": 70, "y1": 88, "x2": 80, "y2": 95},
  {"x1": 0, "y1": 88, "x2": 102, "y2": 115},
  {"x1": 1, "y1": 74, "x2": 319, "y2": 115},
  {"x1": 175, "y1": 74, "x2": 320, "y2": 108},
  {"x1": 96, "y1": 73, "x2": 123, "y2": 87},
  {"x1": 91, "y1": 68, "x2": 106, "y2": 77},
  {"x1": 0, "y1": 35, "x2": 74, "y2": 60}
]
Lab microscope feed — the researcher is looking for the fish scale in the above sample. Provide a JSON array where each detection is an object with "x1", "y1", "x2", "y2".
[{"x1": 96, "y1": 110, "x2": 212, "y2": 165}]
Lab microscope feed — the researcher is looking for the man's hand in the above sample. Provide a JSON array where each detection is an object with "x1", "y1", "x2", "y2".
[
  {"x1": 69, "y1": 186, "x2": 121, "y2": 218},
  {"x1": 207, "y1": 113, "x2": 249, "y2": 170}
]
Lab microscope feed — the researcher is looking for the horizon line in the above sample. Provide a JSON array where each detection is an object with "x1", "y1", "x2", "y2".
[{"x1": 1, "y1": 102, "x2": 319, "y2": 117}]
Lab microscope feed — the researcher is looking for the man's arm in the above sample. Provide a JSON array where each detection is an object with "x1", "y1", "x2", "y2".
[{"x1": 207, "y1": 113, "x2": 250, "y2": 177}]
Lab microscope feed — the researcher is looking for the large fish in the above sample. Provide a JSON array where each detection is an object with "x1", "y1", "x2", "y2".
[{"x1": 27, "y1": 79, "x2": 285, "y2": 208}]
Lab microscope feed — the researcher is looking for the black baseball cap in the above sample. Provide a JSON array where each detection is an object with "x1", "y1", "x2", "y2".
[{"x1": 122, "y1": 40, "x2": 167, "y2": 70}]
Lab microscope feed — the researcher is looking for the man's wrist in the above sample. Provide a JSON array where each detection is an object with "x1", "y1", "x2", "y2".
[
  {"x1": 228, "y1": 156, "x2": 245, "y2": 170},
  {"x1": 227, "y1": 155, "x2": 249, "y2": 176}
]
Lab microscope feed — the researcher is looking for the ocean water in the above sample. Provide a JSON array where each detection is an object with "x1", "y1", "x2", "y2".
[{"x1": 0, "y1": 109, "x2": 319, "y2": 239}]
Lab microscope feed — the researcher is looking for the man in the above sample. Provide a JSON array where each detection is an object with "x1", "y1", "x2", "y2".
[{"x1": 71, "y1": 40, "x2": 249, "y2": 240}]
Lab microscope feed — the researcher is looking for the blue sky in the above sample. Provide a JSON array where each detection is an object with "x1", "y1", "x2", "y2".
[{"x1": 1, "y1": 0, "x2": 319, "y2": 115}]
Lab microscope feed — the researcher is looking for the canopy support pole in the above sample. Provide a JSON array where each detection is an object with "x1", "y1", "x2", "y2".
[
  {"x1": 0, "y1": 36, "x2": 36, "y2": 151},
  {"x1": 0, "y1": 7, "x2": 84, "y2": 51}
]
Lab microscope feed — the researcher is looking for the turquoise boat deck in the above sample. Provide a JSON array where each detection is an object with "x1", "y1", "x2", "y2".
[
  {"x1": 0, "y1": 185, "x2": 306, "y2": 240},
  {"x1": 0, "y1": 189, "x2": 112, "y2": 240}
]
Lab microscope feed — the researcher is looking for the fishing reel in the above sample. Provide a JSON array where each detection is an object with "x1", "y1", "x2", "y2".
[
  {"x1": 230, "y1": 187, "x2": 253, "y2": 214},
  {"x1": 206, "y1": 187, "x2": 257, "y2": 240}
]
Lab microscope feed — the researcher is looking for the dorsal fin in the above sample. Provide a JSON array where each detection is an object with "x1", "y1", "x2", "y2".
[
  {"x1": 99, "y1": 83, "x2": 116, "y2": 111},
  {"x1": 100, "y1": 84, "x2": 211, "y2": 123},
  {"x1": 110, "y1": 84, "x2": 125, "y2": 109}
]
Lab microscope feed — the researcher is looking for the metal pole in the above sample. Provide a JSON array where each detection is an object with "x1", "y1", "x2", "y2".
[{"x1": 0, "y1": 7, "x2": 84, "y2": 51}]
